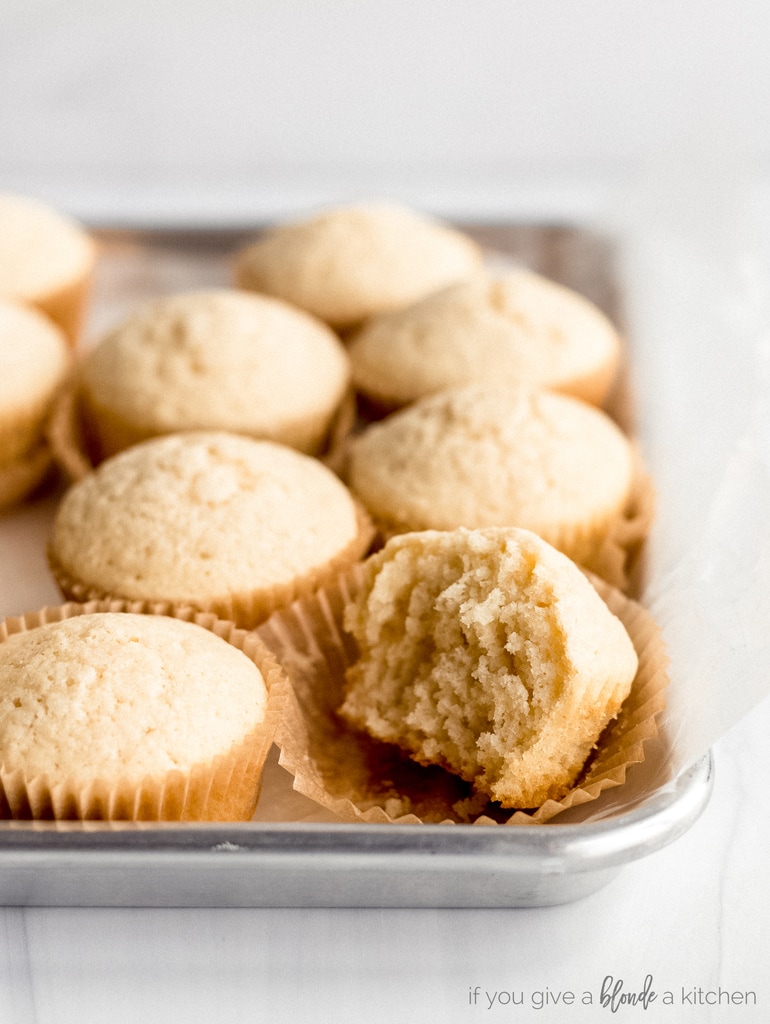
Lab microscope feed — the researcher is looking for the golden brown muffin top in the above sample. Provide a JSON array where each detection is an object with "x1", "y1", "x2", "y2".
[{"x1": 0, "y1": 612, "x2": 266, "y2": 783}]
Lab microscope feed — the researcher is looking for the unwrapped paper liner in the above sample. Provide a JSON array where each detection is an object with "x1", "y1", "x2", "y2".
[
  {"x1": 260, "y1": 562, "x2": 668, "y2": 826},
  {"x1": 0, "y1": 600, "x2": 292, "y2": 821}
]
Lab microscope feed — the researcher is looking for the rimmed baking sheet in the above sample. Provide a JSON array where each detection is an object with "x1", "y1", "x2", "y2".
[
  {"x1": 0, "y1": 751, "x2": 712, "y2": 908},
  {"x1": 0, "y1": 224, "x2": 710, "y2": 907}
]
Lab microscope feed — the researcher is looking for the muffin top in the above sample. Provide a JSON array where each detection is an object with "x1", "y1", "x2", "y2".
[
  {"x1": 0, "y1": 299, "x2": 70, "y2": 417},
  {"x1": 234, "y1": 202, "x2": 482, "y2": 329},
  {"x1": 0, "y1": 193, "x2": 95, "y2": 302},
  {"x1": 0, "y1": 612, "x2": 267, "y2": 783},
  {"x1": 348, "y1": 268, "x2": 621, "y2": 407},
  {"x1": 347, "y1": 385, "x2": 634, "y2": 537},
  {"x1": 80, "y1": 288, "x2": 351, "y2": 453},
  {"x1": 51, "y1": 431, "x2": 364, "y2": 608}
]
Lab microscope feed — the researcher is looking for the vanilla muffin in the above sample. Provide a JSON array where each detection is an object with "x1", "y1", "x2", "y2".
[
  {"x1": 0, "y1": 611, "x2": 272, "y2": 820},
  {"x1": 339, "y1": 527, "x2": 639, "y2": 808},
  {"x1": 0, "y1": 193, "x2": 96, "y2": 346},
  {"x1": 346, "y1": 385, "x2": 635, "y2": 576},
  {"x1": 348, "y1": 267, "x2": 622, "y2": 409},
  {"x1": 234, "y1": 202, "x2": 482, "y2": 330},
  {"x1": 0, "y1": 298, "x2": 70, "y2": 508},
  {"x1": 49, "y1": 432, "x2": 373, "y2": 627},
  {"x1": 78, "y1": 288, "x2": 351, "y2": 461}
]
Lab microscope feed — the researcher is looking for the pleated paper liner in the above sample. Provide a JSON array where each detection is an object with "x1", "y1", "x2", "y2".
[
  {"x1": 258, "y1": 562, "x2": 668, "y2": 826},
  {"x1": 0, "y1": 442, "x2": 55, "y2": 512},
  {"x1": 0, "y1": 600, "x2": 292, "y2": 821},
  {"x1": 46, "y1": 498, "x2": 375, "y2": 631},
  {"x1": 572, "y1": 449, "x2": 655, "y2": 595},
  {"x1": 45, "y1": 370, "x2": 359, "y2": 483}
]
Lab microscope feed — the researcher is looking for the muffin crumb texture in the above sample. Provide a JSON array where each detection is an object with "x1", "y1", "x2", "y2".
[{"x1": 340, "y1": 528, "x2": 638, "y2": 808}]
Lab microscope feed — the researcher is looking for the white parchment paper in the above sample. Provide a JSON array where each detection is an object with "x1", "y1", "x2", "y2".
[{"x1": 612, "y1": 153, "x2": 770, "y2": 783}]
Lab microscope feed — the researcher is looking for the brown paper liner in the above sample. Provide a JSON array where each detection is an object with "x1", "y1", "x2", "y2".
[
  {"x1": 545, "y1": 449, "x2": 655, "y2": 595},
  {"x1": 32, "y1": 259, "x2": 96, "y2": 350},
  {"x1": 0, "y1": 442, "x2": 54, "y2": 512},
  {"x1": 45, "y1": 374, "x2": 98, "y2": 482},
  {"x1": 47, "y1": 373, "x2": 359, "y2": 484},
  {"x1": 47, "y1": 502, "x2": 376, "y2": 631},
  {"x1": 260, "y1": 562, "x2": 668, "y2": 826},
  {"x1": 0, "y1": 600, "x2": 292, "y2": 821}
]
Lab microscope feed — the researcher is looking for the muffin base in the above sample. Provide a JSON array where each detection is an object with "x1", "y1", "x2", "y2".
[
  {"x1": 47, "y1": 377, "x2": 359, "y2": 482},
  {"x1": 47, "y1": 503, "x2": 376, "y2": 630},
  {"x1": 0, "y1": 601, "x2": 290, "y2": 821}
]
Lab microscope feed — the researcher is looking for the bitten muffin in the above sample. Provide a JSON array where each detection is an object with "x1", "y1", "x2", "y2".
[
  {"x1": 339, "y1": 527, "x2": 639, "y2": 808},
  {"x1": 0, "y1": 298, "x2": 70, "y2": 508},
  {"x1": 234, "y1": 202, "x2": 482, "y2": 330},
  {"x1": 49, "y1": 431, "x2": 373, "y2": 627},
  {"x1": 346, "y1": 385, "x2": 635, "y2": 575},
  {"x1": 0, "y1": 611, "x2": 270, "y2": 820},
  {"x1": 78, "y1": 288, "x2": 351, "y2": 461},
  {"x1": 347, "y1": 267, "x2": 621, "y2": 409},
  {"x1": 0, "y1": 193, "x2": 96, "y2": 346}
]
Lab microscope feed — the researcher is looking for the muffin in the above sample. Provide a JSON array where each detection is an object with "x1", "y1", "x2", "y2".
[
  {"x1": 0, "y1": 193, "x2": 96, "y2": 346},
  {"x1": 234, "y1": 202, "x2": 483, "y2": 330},
  {"x1": 347, "y1": 267, "x2": 622, "y2": 409},
  {"x1": 0, "y1": 609, "x2": 279, "y2": 820},
  {"x1": 339, "y1": 527, "x2": 639, "y2": 808},
  {"x1": 77, "y1": 288, "x2": 352, "y2": 461},
  {"x1": 48, "y1": 431, "x2": 373, "y2": 627},
  {"x1": 346, "y1": 385, "x2": 639, "y2": 582},
  {"x1": 0, "y1": 298, "x2": 70, "y2": 509}
]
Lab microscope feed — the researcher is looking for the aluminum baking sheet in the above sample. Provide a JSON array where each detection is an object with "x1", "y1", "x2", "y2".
[{"x1": 0, "y1": 224, "x2": 713, "y2": 908}]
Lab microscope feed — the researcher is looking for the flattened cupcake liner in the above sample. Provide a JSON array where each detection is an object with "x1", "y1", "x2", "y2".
[
  {"x1": 0, "y1": 600, "x2": 292, "y2": 821},
  {"x1": 46, "y1": 374, "x2": 359, "y2": 483},
  {"x1": 46, "y1": 502, "x2": 376, "y2": 631},
  {"x1": 260, "y1": 562, "x2": 668, "y2": 826}
]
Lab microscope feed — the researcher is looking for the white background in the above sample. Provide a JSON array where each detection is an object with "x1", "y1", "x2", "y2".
[
  {"x1": 1, "y1": 0, "x2": 769, "y2": 223},
  {"x1": 1, "y1": 3, "x2": 770, "y2": 1022}
]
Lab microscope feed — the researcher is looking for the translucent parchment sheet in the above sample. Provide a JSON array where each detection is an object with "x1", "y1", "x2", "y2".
[{"x1": 612, "y1": 146, "x2": 770, "y2": 795}]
